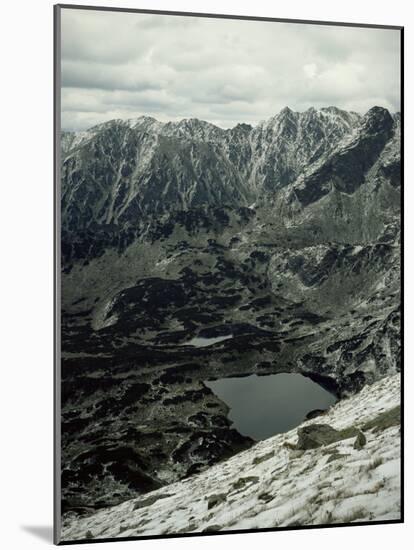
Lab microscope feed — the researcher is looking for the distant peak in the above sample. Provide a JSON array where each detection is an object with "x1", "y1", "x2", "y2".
[
  {"x1": 128, "y1": 115, "x2": 160, "y2": 126},
  {"x1": 322, "y1": 106, "x2": 340, "y2": 112},
  {"x1": 232, "y1": 122, "x2": 253, "y2": 132},
  {"x1": 138, "y1": 115, "x2": 158, "y2": 122},
  {"x1": 365, "y1": 106, "x2": 391, "y2": 118},
  {"x1": 279, "y1": 106, "x2": 294, "y2": 116},
  {"x1": 177, "y1": 118, "x2": 205, "y2": 127},
  {"x1": 362, "y1": 106, "x2": 393, "y2": 134},
  {"x1": 177, "y1": 117, "x2": 220, "y2": 129}
]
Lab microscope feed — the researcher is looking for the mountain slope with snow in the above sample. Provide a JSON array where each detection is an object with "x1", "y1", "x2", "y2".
[{"x1": 61, "y1": 374, "x2": 401, "y2": 541}]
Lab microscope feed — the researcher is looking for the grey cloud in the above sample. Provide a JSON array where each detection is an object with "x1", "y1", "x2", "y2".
[
  {"x1": 60, "y1": 8, "x2": 401, "y2": 131},
  {"x1": 61, "y1": 60, "x2": 173, "y2": 92},
  {"x1": 102, "y1": 90, "x2": 177, "y2": 112},
  {"x1": 133, "y1": 13, "x2": 195, "y2": 30}
]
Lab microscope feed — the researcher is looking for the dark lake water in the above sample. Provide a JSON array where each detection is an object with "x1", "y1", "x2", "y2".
[{"x1": 205, "y1": 373, "x2": 337, "y2": 440}]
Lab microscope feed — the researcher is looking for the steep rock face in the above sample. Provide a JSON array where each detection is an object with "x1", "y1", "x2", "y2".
[
  {"x1": 292, "y1": 107, "x2": 394, "y2": 206},
  {"x1": 272, "y1": 111, "x2": 400, "y2": 245},
  {"x1": 247, "y1": 106, "x2": 361, "y2": 193},
  {"x1": 61, "y1": 119, "x2": 251, "y2": 230},
  {"x1": 268, "y1": 241, "x2": 399, "y2": 311}
]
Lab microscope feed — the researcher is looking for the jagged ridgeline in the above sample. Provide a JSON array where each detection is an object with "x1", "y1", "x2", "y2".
[{"x1": 60, "y1": 106, "x2": 400, "y2": 513}]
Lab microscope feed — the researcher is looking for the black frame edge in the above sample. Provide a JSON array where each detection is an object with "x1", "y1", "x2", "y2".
[
  {"x1": 56, "y1": 3, "x2": 403, "y2": 30},
  {"x1": 54, "y1": 3, "x2": 62, "y2": 546},
  {"x1": 59, "y1": 519, "x2": 403, "y2": 545},
  {"x1": 399, "y1": 25, "x2": 405, "y2": 524}
]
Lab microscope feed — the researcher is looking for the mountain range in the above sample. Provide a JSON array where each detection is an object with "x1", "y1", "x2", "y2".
[{"x1": 61, "y1": 106, "x2": 398, "y2": 229}]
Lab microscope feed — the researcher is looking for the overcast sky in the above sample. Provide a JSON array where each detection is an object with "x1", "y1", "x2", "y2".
[{"x1": 60, "y1": 9, "x2": 401, "y2": 131}]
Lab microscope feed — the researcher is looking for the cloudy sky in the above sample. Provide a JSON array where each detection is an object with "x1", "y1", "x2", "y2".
[{"x1": 60, "y1": 8, "x2": 401, "y2": 131}]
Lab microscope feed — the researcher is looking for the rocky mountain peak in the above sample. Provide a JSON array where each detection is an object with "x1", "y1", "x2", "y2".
[
  {"x1": 279, "y1": 106, "x2": 295, "y2": 116},
  {"x1": 362, "y1": 106, "x2": 394, "y2": 135},
  {"x1": 164, "y1": 117, "x2": 224, "y2": 141},
  {"x1": 231, "y1": 122, "x2": 253, "y2": 133}
]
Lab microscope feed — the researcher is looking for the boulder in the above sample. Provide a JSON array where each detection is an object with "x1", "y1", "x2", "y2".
[
  {"x1": 296, "y1": 424, "x2": 341, "y2": 450},
  {"x1": 305, "y1": 409, "x2": 327, "y2": 420},
  {"x1": 353, "y1": 431, "x2": 367, "y2": 450},
  {"x1": 207, "y1": 493, "x2": 227, "y2": 510}
]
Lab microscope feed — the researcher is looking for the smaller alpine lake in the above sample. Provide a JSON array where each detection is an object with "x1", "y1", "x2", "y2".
[{"x1": 205, "y1": 373, "x2": 337, "y2": 440}]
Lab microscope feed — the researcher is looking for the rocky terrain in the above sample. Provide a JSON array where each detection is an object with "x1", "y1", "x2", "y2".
[
  {"x1": 61, "y1": 374, "x2": 401, "y2": 541},
  {"x1": 59, "y1": 106, "x2": 401, "y2": 521}
]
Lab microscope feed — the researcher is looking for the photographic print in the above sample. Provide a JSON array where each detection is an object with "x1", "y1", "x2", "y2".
[{"x1": 54, "y1": 5, "x2": 402, "y2": 544}]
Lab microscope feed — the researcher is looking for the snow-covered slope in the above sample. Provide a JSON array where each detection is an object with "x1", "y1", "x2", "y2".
[{"x1": 61, "y1": 374, "x2": 401, "y2": 541}]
